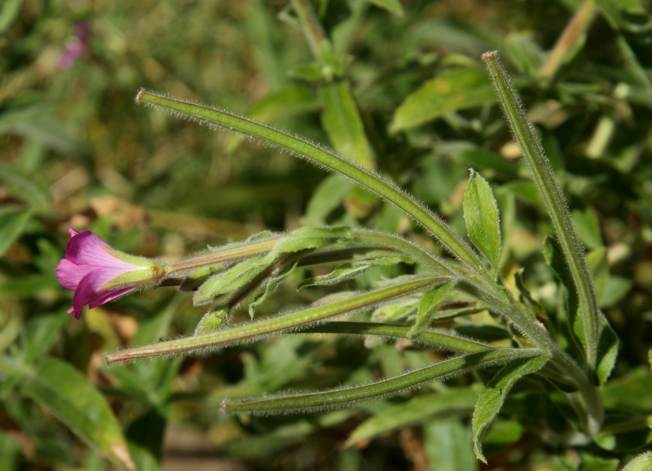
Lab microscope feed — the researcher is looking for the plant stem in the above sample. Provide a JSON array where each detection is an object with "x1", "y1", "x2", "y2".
[
  {"x1": 302, "y1": 321, "x2": 492, "y2": 353},
  {"x1": 166, "y1": 236, "x2": 282, "y2": 274},
  {"x1": 483, "y1": 51, "x2": 600, "y2": 370},
  {"x1": 105, "y1": 275, "x2": 443, "y2": 363},
  {"x1": 461, "y1": 279, "x2": 604, "y2": 432},
  {"x1": 223, "y1": 348, "x2": 543, "y2": 414},
  {"x1": 538, "y1": 0, "x2": 596, "y2": 80},
  {"x1": 167, "y1": 229, "x2": 449, "y2": 278},
  {"x1": 291, "y1": 0, "x2": 326, "y2": 58},
  {"x1": 135, "y1": 90, "x2": 488, "y2": 279}
]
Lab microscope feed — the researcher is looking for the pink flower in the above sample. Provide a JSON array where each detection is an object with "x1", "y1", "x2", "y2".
[
  {"x1": 58, "y1": 21, "x2": 91, "y2": 69},
  {"x1": 56, "y1": 229, "x2": 166, "y2": 318}
]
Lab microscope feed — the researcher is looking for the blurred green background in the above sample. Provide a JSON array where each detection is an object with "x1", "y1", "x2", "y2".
[{"x1": 1, "y1": 0, "x2": 652, "y2": 469}]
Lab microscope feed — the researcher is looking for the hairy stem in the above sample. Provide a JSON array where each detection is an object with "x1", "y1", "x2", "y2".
[
  {"x1": 105, "y1": 275, "x2": 444, "y2": 363},
  {"x1": 302, "y1": 321, "x2": 492, "y2": 353},
  {"x1": 135, "y1": 90, "x2": 487, "y2": 278},
  {"x1": 223, "y1": 348, "x2": 543, "y2": 414},
  {"x1": 167, "y1": 236, "x2": 282, "y2": 274},
  {"x1": 291, "y1": 0, "x2": 326, "y2": 58},
  {"x1": 483, "y1": 51, "x2": 600, "y2": 370}
]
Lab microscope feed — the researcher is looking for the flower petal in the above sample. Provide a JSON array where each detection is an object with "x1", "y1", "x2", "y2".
[
  {"x1": 71, "y1": 272, "x2": 100, "y2": 318},
  {"x1": 89, "y1": 287, "x2": 134, "y2": 309},
  {"x1": 55, "y1": 258, "x2": 93, "y2": 291},
  {"x1": 64, "y1": 231, "x2": 134, "y2": 271},
  {"x1": 70, "y1": 271, "x2": 134, "y2": 318}
]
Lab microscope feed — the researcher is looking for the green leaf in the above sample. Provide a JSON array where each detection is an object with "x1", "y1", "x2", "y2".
[
  {"x1": 247, "y1": 259, "x2": 298, "y2": 317},
  {"x1": 22, "y1": 311, "x2": 68, "y2": 361},
  {"x1": 267, "y1": 225, "x2": 352, "y2": 260},
  {"x1": 596, "y1": 317, "x2": 619, "y2": 386},
  {"x1": 300, "y1": 264, "x2": 372, "y2": 289},
  {"x1": 425, "y1": 419, "x2": 477, "y2": 471},
  {"x1": 193, "y1": 256, "x2": 271, "y2": 306},
  {"x1": 223, "y1": 348, "x2": 542, "y2": 414},
  {"x1": 623, "y1": 452, "x2": 652, "y2": 471},
  {"x1": 503, "y1": 33, "x2": 545, "y2": 77},
  {"x1": 390, "y1": 67, "x2": 495, "y2": 132},
  {"x1": 321, "y1": 82, "x2": 375, "y2": 169},
  {"x1": 463, "y1": 170, "x2": 501, "y2": 269},
  {"x1": 300, "y1": 254, "x2": 410, "y2": 289},
  {"x1": 0, "y1": 165, "x2": 50, "y2": 213},
  {"x1": 0, "y1": 0, "x2": 22, "y2": 33},
  {"x1": 0, "y1": 207, "x2": 32, "y2": 256},
  {"x1": 194, "y1": 226, "x2": 356, "y2": 313},
  {"x1": 0, "y1": 431, "x2": 20, "y2": 470},
  {"x1": 595, "y1": 0, "x2": 647, "y2": 28},
  {"x1": 482, "y1": 419, "x2": 523, "y2": 447},
  {"x1": 368, "y1": 0, "x2": 404, "y2": 17},
  {"x1": 572, "y1": 208, "x2": 603, "y2": 248},
  {"x1": 471, "y1": 354, "x2": 548, "y2": 463},
  {"x1": 1, "y1": 356, "x2": 134, "y2": 470},
  {"x1": 579, "y1": 453, "x2": 619, "y2": 471},
  {"x1": 304, "y1": 175, "x2": 353, "y2": 224},
  {"x1": 547, "y1": 240, "x2": 619, "y2": 385},
  {"x1": 194, "y1": 309, "x2": 229, "y2": 335},
  {"x1": 0, "y1": 107, "x2": 81, "y2": 154},
  {"x1": 409, "y1": 281, "x2": 456, "y2": 337},
  {"x1": 346, "y1": 388, "x2": 476, "y2": 446}
]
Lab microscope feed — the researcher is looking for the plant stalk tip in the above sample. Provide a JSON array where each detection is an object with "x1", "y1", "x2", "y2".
[
  {"x1": 482, "y1": 50, "x2": 498, "y2": 61},
  {"x1": 135, "y1": 88, "x2": 145, "y2": 104}
]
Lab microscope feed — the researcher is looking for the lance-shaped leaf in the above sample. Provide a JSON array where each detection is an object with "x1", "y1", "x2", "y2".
[
  {"x1": 135, "y1": 89, "x2": 486, "y2": 279},
  {"x1": 483, "y1": 51, "x2": 601, "y2": 370},
  {"x1": 623, "y1": 452, "x2": 652, "y2": 471},
  {"x1": 471, "y1": 353, "x2": 549, "y2": 463},
  {"x1": 193, "y1": 256, "x2": 273, "y2": 306},
  {"x1": 544, "y1": 238, "x2": 618, "y2": 384},
  {"x1": 0, "y1": 207, "x2": 32, "y2": 256},
  {"x1": 300, "y1": 254, "x2": 411, "y2": 289},
  {"x1": 346, "y1": 388, "x2": 477, "y2": 446},
  {"x1": 390, "y1": 67, "x2": 495, "y2": 132},
  {"x1": 463, "y1": 170, "x2": 501, "y2": 270},
  {"x1": 369, "y1": 0, "x2": 405, "y2": 17},
  {"x1": 222, "y1": 348, "x2": 542, "y2": 414},
  {"x1": 266, "y1": 225, "x2": 351, "y2": 260},
  {"x1": 425, "y1": 420, "x2": 477, "y2": 471},
  {"x1": 0, "y1": 356, "x2": 134, "y2": 470},
  {"x1": 106, "y1": 276, "x2": 443, "y2": 363},
  {"x1": 409, "y1": 281, "x2": 457, "y2": 337},
  {"x1": 321, "y1": 82, "x2": 375, "y2": 169}
]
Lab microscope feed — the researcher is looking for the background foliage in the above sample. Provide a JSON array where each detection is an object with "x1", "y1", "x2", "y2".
[{"x1": 1, "y1": 0, "x2": 651, "y2": 469}]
